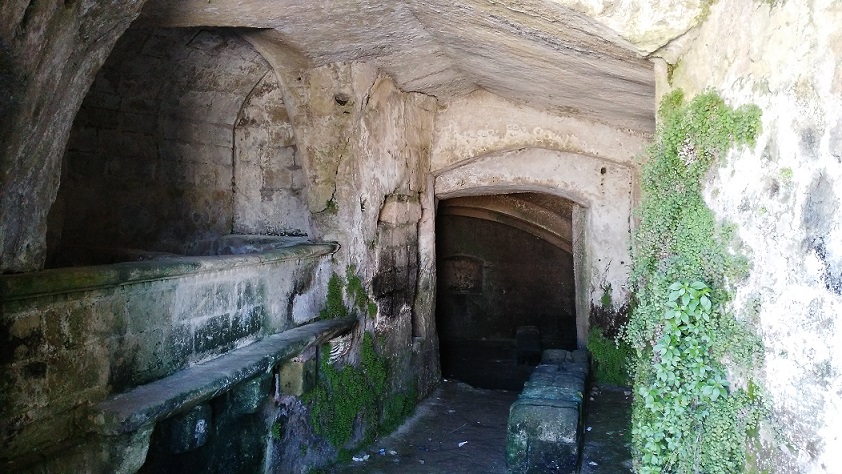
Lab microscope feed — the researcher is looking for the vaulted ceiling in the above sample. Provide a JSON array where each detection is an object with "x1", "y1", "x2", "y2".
[{"x1": 137, "y1": 0, "x2": 656, "y2": 133}]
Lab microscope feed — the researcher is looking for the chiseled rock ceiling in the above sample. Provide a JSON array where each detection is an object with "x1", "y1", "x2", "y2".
[{"x1": 137, "y1": 0, "x2": 657, "y2": 133}]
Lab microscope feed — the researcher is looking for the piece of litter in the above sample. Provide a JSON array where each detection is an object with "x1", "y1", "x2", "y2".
[
  {"x1": 586, "y1": 426, "x2": 592, "y2": 431},
  {"x1": 458, "y1": 441, "x2": 468, "y2": 447},
  {"x1": 352, "y1": 454, "x2": 369, "y2": 462},
  {"x1": 447, "y1": 409, "x2": 456, "y2": 414},
  {"x1": 589, "y1": 461, "x2": 598, "y2": 466},
  {"x1": 419, "y1": 460, "x2": 425, "y2": 464},
  {"x1": 388, "y1": 450, "x2": 397, "y2": 456},
  {"x1": 379, "y1": 448, "x2": 386, "y2": 455}
]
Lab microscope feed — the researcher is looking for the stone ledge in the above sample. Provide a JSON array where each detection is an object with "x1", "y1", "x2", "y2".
[
  {"x1": 90, "y1": 317, "x2": 357, "y2": 436},
  {"x1": 0, "y1": 242, "x2": 338, "y2": 302},
  {"x1": 507, "y1": 349, "x2": 589, "y2": 474}
]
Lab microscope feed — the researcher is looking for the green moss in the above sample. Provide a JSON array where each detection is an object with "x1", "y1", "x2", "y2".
[
  {"x1": 381, "y1": 386, "x2": 417, "y2": 433},
  {"x1": 304, "y1": 343, "x2": 377, "y2": 448},
  {"x1": 320, "y1": 273, "x2": 348, "y2": 320},
  {"x1": 324, "y1": 198, "x2": 338, "y2": 214},
  {"x1": 345, "y1": 266, "x2": 371, "y2": 313},
  {"x1": 588, "y1": 327, "x2": 632, "y2": 386},
  {"x1": 666, "y1": 61, "x2": 678, "y2": 87},
  {"x1": 624, "y1": 90, "x2": 766, "y2": 474},
  {"x1": 600, "y1": 284, "x2": 613, "y2": 309},
  {"x1": 779, "y1": 167, "x2": 793, "y2": 182},
  {"x1": 304, "y1": 333, "x2": 415, "y2": 454},
  {"x1": 270, "y1": 421, "x2": 283, "y2": 440},
  {"x1": 345, "y1": 265, "x2": 378, "y2": 319}
]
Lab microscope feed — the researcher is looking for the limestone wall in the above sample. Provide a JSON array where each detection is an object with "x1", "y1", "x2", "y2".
[
  {"x1": 50, "y1": 27, "x2": 308, "y2": 262},
  {"x1": 430, "y1": 92, "x2": 650, "y2": 344},
  {"x1": 659, "y1": 0, "x2": 842, "y2": 471},
  {"x1": 0, "y1": 244, "x2": 334, "y2": 466},
  {"x1": 245, "y1": 43, "x2": 441, "y2": 394},
  {"x1": 0, "y1": 0, "x2": 148, "y2": 273},
  {"x1": 436, "y1": 214, "x2": 577, "y2": 348}
]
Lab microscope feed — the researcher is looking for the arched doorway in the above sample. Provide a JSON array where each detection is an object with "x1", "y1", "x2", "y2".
[{"x1": 435, "y1": 192, "x2": 577, "y2": 389}]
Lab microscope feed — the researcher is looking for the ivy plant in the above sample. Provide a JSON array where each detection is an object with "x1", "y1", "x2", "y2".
[{"x1": 625, "y1": 90, "x2": 765, "y2": 473}]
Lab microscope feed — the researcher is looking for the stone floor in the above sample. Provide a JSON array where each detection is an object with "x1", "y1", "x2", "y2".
[
  {"x1": 328, "y1": 380, "x2": 633, "y2": 473},
  {"x1": 580, "y1": 385, "x2": 634, "y2": 473}
]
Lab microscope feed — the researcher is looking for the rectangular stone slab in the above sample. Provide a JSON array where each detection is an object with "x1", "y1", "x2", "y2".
[
  {"x1": 507, "y1": 398, "x2": 581, "y2": 474},
  {"x1": 91, "y1": 317, "x2": 357, "y2": 435}
]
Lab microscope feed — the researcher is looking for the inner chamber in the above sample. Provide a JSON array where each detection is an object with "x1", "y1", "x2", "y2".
[{"x1": 435, "y1": 192, "x2": 577, "y2": 390}]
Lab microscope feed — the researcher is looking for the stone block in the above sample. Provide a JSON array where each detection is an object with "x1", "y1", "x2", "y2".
[
  {"x1": 164, "y1": 403, "x2": 212, "y2": 454},
  {"x1": 525, "y1": 372, "x2": 586, "y2": 394},
  {"x1": 227, "y1": 374, "x2": 272, "y2": 416},
  {"x1": 571, "y1": 349, "x2": 589, "y2": 364},
  {"x1": 193, "y1": 313, "x2": 232, "y2": 354},
  {"x1": 506, "y1": 398, "x2": 581, "y2": 474},
  {"x1": 278, "y1": 358, "x2": 316, "y2": 396},
  {"x1": 520, "y1": 385, "x2": 583, "y2": 405},
  {"x1": 516, "y1": 326, "x2": 541, "y2": 365},
  {"x1": 378, "y1": 199, "x2": 408, "y2": 226},
  {"x1": 541, "y1": 349, "x2": 570, "y2": 365}
]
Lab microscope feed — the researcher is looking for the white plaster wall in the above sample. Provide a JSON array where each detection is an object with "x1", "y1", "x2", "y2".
[
  {"x1": 434, "y1": 147, "x2": 635, "y2": 343},
  {"x1": 662, "y1": 0, "x2": 842, "y2": 471}
]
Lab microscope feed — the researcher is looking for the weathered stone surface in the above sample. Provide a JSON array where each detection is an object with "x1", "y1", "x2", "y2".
[
  {"x1": 0, "y1": 243, "x2": 336, "y2": 464},
  {"x1": 507, "y1": 350, "x2": 589, "y2": 473},
  {"x1": 507, "y1": 398, "x2": 581, "y2": 474},
  {"x1": 0, "y1": 0, "x2": 148, "y2": 273},
  {"x1": 52, "y1": 28, "x2": 287, "y2": 260},
  {"x1": 278, "y1": 358, "x2": 316, "y2": 397},
  {"x1": 543, "y1": 349, "x2": 585, "y2": 364},
  {"x1": 93, "y1": 317, "x2": 356, "y2": 436},
  {"x1": 138, "y1": 0, "x2": 654, "y2": 133},
  {"x1": 552, "y1": 0, "x2": 707, "y2": 54},
  {"x1": 164, "y1": 403, "x2": 212, "y2": 454},
  {"x1": 435, "y1": 146, "x2": 636, "y2": 346},
  {"x1": 658, "y1": 0, "x2": 842, "y2": 471}
]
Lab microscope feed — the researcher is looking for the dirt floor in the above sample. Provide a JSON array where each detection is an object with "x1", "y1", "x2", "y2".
[{"x1": 328, "y1": 380, "x2": 633, "y2": 473}]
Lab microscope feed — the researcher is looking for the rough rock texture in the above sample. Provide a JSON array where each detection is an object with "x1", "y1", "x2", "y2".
[
  {"x1": 138, "y1": 0, "x2": 654, "y2": 133},
  {"x1": 506, "y1": 351, "x2": 588, "y2": 474},
  {"x1": 430, "y1": 91, "x2": 650, "y2": 345},
  {"x1": 662, "y1": 0, "x2": 842, "y2": 472},
  {"x1": 0, "y1": 243, "x2": 334, "y2": 467},
  {"x1": 552, "y1": 0, "x2": 707, "y2": 54},
  {"x1": 0, "y1": 0, "x2": 148, "y2": 273},
  {"x1": 435, "y1": 146, "x2": 637, "y2": 346},
  {"x1": 52, "y1": 27, "x2": 296, "y2": 260}
]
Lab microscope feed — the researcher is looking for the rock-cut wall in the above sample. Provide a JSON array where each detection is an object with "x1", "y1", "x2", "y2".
[{"x1": 660, "y1": 0, "x2": 842, "y2": 471}]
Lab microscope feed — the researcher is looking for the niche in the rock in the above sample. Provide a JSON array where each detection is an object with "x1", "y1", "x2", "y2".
[
  {"x1": 435, "y1": 193, "x2": 576, "y2": 390},
  {"x1": 46, "y1": 26, "x2": 309, "y2": 268}
]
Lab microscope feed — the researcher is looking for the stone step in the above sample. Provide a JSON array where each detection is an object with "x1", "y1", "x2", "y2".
[{"x1": 90, "y1": 317, "x2": 357, "y2": 436}]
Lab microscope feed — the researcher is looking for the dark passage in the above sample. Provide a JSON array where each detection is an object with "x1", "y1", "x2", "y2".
[{"x1": 435, "y1": 193, "x2": 577, "y2": 390}]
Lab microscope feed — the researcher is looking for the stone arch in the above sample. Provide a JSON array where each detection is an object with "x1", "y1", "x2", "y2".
[
  {"x1": 48, "y1": 26, "x2": 309, "y2": 264},
  {"x1": 434, "y1": 147, "x2": 635, "y2": 347}
]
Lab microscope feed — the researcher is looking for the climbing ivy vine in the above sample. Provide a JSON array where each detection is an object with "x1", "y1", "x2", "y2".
[{"x1": 624, "y1": 90, "x2": 766, "y2": 473}]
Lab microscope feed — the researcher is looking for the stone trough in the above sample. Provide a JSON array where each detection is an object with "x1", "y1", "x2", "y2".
[
  {"x1": 506, "y1": 349, "x2": 588, "y2": 474},
  {"x1": 0, "y1": 239, "x2": 344, "y2": 470}
]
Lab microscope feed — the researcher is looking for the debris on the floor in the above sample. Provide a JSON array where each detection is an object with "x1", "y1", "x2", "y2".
[
  {"x1": 459, "y1": 441, "x2": 468, "y2": 447},
  {"x1": 351, "y1": 454, "x2": 369, "y2": 462}
]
